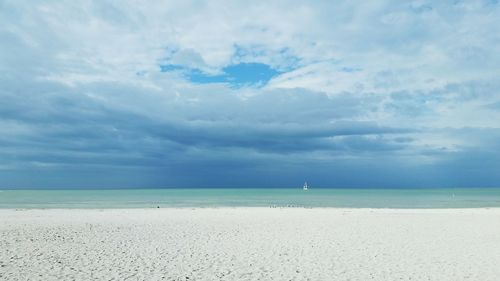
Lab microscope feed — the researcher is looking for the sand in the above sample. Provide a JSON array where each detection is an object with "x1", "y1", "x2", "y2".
[{"x1": 1, "y1": 208, "x2": 499, "y2": 281}]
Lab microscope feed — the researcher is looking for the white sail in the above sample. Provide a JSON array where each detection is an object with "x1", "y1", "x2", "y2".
[{"x1": 303, "y1": 182, "x2": 308, "y2": 191}]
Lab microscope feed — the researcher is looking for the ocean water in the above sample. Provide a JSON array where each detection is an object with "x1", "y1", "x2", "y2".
[{"x1": 0, "y1": 188, "x2": 500, "y2": 209}]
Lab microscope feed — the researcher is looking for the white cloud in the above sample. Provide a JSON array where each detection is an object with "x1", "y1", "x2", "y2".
[{"x1": 1, "y1": 0, "x2": 500, "y2": 187}]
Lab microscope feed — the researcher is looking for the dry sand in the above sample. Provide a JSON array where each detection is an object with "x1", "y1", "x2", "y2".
[{"x1": 1, "y1": 208, "x2": 500, "y2": 281}]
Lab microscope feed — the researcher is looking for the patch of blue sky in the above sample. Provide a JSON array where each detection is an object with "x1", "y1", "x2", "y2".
[
  {"x1": 222, "y1": 63, "x2": 280, "y2": 85},
  {"x1": 160, "y1": 62, "x2": 281, "y2": 87}
]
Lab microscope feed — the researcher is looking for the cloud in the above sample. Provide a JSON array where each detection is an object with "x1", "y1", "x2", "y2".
[{"x1": 0, "y1": 0, "x2": 499, "y2": 188}]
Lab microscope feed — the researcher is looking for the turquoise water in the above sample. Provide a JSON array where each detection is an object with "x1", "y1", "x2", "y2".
[{"x1": 1, "y1": 188, "x2": 500, "y2": 209}]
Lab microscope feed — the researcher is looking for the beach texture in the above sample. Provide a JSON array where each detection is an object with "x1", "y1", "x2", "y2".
[{"x1": 1, "y1": 208, "x2": 499, "y2": 281}]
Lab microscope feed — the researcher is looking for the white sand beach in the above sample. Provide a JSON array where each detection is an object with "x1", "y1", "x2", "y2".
[{"x1": 1, "y1": 208, "x2": 500, "y2": 281}]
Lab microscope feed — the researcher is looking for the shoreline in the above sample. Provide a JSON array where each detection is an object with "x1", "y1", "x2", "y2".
[
  {"x1": 2, "y1": 188, "x2": 499, "y2": 210},
  {"x1": 2, "y1": 206, "x2": 500, "y2": 210}
]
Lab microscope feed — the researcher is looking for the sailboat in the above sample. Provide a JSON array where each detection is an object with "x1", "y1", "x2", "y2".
[{"x1": 303, "y1": 181, "x2": 308, "y2": 191}]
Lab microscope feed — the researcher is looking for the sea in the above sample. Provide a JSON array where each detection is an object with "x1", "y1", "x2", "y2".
[{"x1": 0, "y1": 188, "x2": 500, "y2": 209}]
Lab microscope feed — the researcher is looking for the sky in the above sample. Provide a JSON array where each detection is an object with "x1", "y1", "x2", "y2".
[{"x1": 1, "y1": 1, "x2": 500, "y2": 188}]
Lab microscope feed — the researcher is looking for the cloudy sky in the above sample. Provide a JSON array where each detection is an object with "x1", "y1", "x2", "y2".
[{"x1": 1, "y1": 1, "x2": 499, "y2": 188}]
